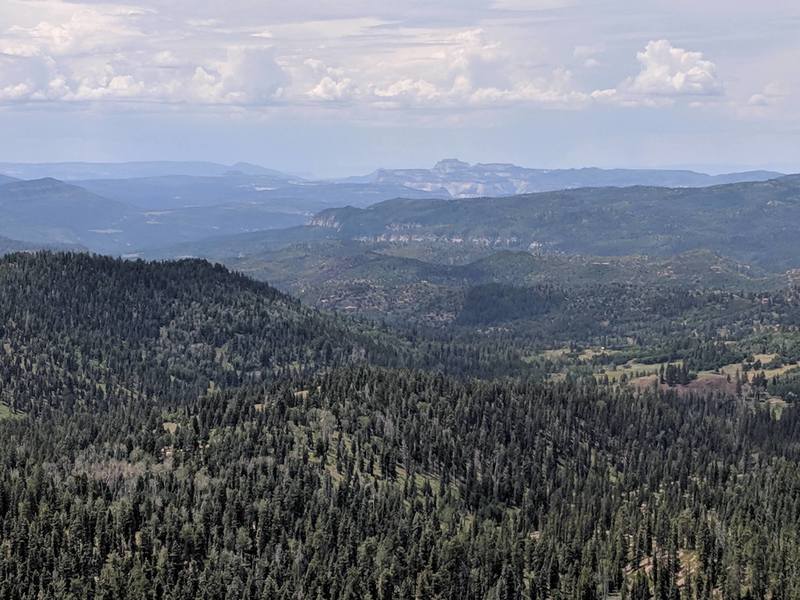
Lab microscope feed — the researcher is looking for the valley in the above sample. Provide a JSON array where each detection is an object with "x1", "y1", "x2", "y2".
[{"x1": 2, "y1": 162, "x2": 800, "y2": 598}]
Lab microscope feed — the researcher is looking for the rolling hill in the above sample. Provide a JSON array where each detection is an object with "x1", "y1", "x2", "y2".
[
  {"x1": 213, "y1": 241, "x2": 781, "y2": 326},
  {"x1": 0, "y1": 178, "x2": 310, "y2": 254},
  {"x1": 0, "y1": 251, "x2": 420, "y2": 415},
  {"x1": 0, "y1": 178, "x2": 133, "y2": 250},
  {"x1": 155, "y1": 175, "x2": 800, "y2": 272}
]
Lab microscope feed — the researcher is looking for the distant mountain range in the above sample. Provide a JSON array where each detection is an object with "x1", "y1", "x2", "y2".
[
  {"x1": 157, "y1": 175, "x2": 800, "y2": 272},
  {"x1": 0, "y1": 159, "x2": 792, "y2": 257},
  {"x1": 0, "y1": 175, "x2": 440, "y2": 254},
  {"x1": 1, "y1": 158, "x2": 784, "y2": 198},
  {"x1": 0, "y1": 161, "x2": 291, "y2": 181},
  {"x1": 346, "y1": 159, "x2": 784, "y2": 198}
]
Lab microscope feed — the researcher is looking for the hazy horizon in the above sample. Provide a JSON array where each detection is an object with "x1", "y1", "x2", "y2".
[{"x1": 0, "y1": 157, "x2": 794, "y2": 182}]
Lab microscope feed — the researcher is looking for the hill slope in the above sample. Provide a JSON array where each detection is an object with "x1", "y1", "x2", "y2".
[
  {"x1": 0, "y1": 252, "x2": 423, "y2": 416},
  {"x1": 0, "y1": 178, "x2": 133, "y2": 249},
  {"x1": 1, "y1": 254, "x2": 800, "y2": 597},
  {"x1": 0, "y1": 177, "x2": 316, "y2": 253},
  {"x1": 303, "y1": 175, "x2": 800, "y2": 270},
  {"x1": 158, "y1": 175, "x2": 800, "y2": 272},
  {"x1": 215, "y1": 241, "x2": 782, "y2": 331}
]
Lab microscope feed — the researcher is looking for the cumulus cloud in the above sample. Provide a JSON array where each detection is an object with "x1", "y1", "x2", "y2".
[
  {"x1": 625, "y1": 40, "x2": 722, "y2": 97},
  {"x1": 192, "y1": 48, "x2": 288, "y2": 104},
  {"x1": 0, "y1": 3, "x2": 745, "y2": 118},
  {"x1": 593, "y1": 40, "x2": 723, "y2": 108},
  {"x1": 747, "y1": 81, "x2": 789, "y2": 107},
  {"x1": 7, "y1": 6, "x2": 148, "y2": 56},
  {"x1": 302, "y1": 59, "x2": 357, "y2": 102},
  {"x1": 308, "y1": 76, "x2": 357, "y2": 101},
  {"x1": 0, "y1": 2, "x2": 290, "y2": 107},
  {"x1": 0, "y1": 43, "x2": 289, "y2": 106},
  {"x1": 326, "y1": 28, "x2": 592, "y2": 110}
]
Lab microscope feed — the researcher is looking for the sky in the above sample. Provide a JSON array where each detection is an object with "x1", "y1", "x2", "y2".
[{"x1": 1, "y1": 0, "x2": 799, "y2": 177}]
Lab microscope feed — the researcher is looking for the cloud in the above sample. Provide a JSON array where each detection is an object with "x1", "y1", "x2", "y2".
[
  {"x1": 748, "y1": 81, "x2": 789, "y2": 107},
  {"x1": 308, "y1": 76, "x2": 357, "y2": 101},
  {"x1": 592, "y1": 40, "x2": 723, "y2": 108},
  {"x1": 0, "y1": 44, "x2": 290, "y2": 106},
  {"x1": 0, "y1": 54, "x2": 61, "y2": 102},
  {"x1": 573, "y1": 45, "x2": 603, "y2": 69},
  {"x1": 329, "y1": 28, "x2": 590, "y2": 110},
  {"x1": 194, "y1": 47, "x2": 289, "y2": 104},
  {"x1": 0, "y1": 3, "x2": 759, "y2": 121},
  {"x1": 0, "y1": 2, "x2": 291, "y2": 107},
  {"x1": 7, "y1": 6, "x2": 148, "y2": 56},
  {"x1": 625, "y1": 40, "x2": 722, "y2": 97}
]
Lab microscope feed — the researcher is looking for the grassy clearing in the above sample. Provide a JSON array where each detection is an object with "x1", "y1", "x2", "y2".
[
  {"x1": 0, "y1": 402, "x2": 23, "y2": 421},
  {"x1": 704, "y1": 358, "x2": 800, "y2": 380},
  {"x1": 539, "y1": 347, "x2": 571, "y2": 360},
  {"x1": 578, "y1": 347, "x2": 620, "y2": 361},
  {"x1": 599, "y1": 361, "x2": 666, "y2": 383}
]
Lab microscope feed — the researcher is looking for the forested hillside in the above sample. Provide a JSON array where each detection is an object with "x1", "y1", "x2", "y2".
[
  {"x1": 168, "y1": 176, "x2": 800, "y2": 272},
  {"x1": 0, "y1": 252, "x2": 480, "y2": 414},
  {"x1": 202, "y1": 241, "x2": 780, "y2": 327},
  {"x1": 0, "y1": 253, "x2": 800, "y2": 598}
]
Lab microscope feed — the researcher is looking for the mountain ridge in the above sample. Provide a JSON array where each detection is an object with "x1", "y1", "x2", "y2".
[
  {"x1": 345, "y1": 159, "x2": 786, "y2": 198},
  {"x1": 153, "y1": 175, "x2": 800, "y2": 272}
]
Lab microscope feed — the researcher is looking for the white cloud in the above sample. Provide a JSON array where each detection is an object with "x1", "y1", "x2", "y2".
[
  {"x1": 372, "y1": 78, "x2": 444, "y2": 106},
  {"x1": 0, "y1": 54, "x2": 60, "y2": 101},
  {"x1": 0, "y1": 2, "x2": 290, "y2": 107},
  {"x1": 308, "y1": 76, "x2": 357, "y2": 101},
  {"x1": 0, "y1": 43, "x2": 290, "y2": 106},
  {"x1": 573, "y1": 45, "x2": 603, "y2": 68},
  {"x1": 592, "y1": 40, "x2": 723, "y2": 108},
  {"x1": 7, "y1": 6, "x2": 147, "y2": 56},
  {"x1": 748, "y1": 81, "x2": 789, "y2": 107},
  {"x1": 340, "y1": 28, "x2": 590, "y2": 110},
  {"x1": 199, "y1": 47, "x2": 288, "y2": 104},
  {"x1": 0, "y1": 1, "x2": 782, "y2": 124},
  {"x1": 625, "y1": 40, "x2": 722, "y2": 97}
]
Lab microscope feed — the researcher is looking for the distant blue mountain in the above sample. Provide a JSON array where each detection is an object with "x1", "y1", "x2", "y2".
[
  {"x1": 0, "y1": 161, "x2": 294, "y2": 181},
  {"x1": 346, "y1": 159, "x2": 784, "y2": 198}
]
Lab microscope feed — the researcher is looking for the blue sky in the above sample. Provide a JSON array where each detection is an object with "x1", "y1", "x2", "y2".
[{"x1": 1, "y1": 0, "x2": 798, "y2": 177}]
